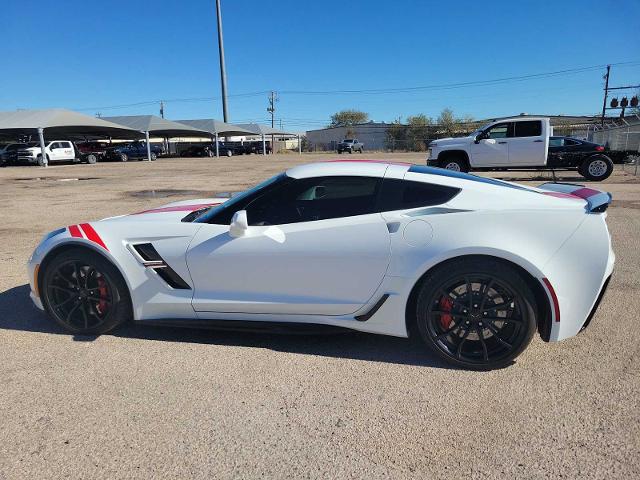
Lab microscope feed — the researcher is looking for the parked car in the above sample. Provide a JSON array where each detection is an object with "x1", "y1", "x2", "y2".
[
  {"x1": 17, "y1": 140, "x2": 79, "y2": 166},
  {"x1": 0, "y1": 142, "x2": 30, "y2": 166},
  {"x1": 547, "y1": 136, "x2": 614, "y2": 181},
  {"x1": 181, "y1": 142, "x2": 247, "y2": 158},
  {"x1": 337, "y1": 138, "x2": 364, "y2": 154},
  {"x1": 76, "y1": 141, "x2": 112, "y2": 163},
  {"x1": 104, "y1": 141, "x2": 162, "y2": 162},
  {"x1": 28, "y1": 161, "x2": 614, "y2": 370},
  {"x1": 428, "y1": 117, "x2": 615, "y2": 181}
]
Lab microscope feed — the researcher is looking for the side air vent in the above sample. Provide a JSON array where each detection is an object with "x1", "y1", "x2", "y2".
[{"x1": 132, "y1": 243, "x2": 191, "y2": 290}]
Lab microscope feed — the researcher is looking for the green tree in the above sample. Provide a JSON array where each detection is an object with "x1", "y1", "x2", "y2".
[
  {"x1": 329, "y1": 110, "x2": 369, "y2": 128},
  {"x1": 437, "y1": 108, "x2": 474, "y2": 137},
  {"x1": 406, "y1": 114, "x2": 433, "y2": 151}
]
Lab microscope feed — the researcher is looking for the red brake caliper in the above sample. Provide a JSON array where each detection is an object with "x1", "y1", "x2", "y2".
[
  {"x1": 439, "y1": 296, "x2": 454, "y2": 329},
  {"x1": 97, "y1": 277, "x2": 109, "y2": 315}
]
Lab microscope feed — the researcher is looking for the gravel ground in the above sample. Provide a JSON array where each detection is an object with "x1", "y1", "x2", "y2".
[{"x1": 0, "y1": 153, "x2": 638, "y2": 479}]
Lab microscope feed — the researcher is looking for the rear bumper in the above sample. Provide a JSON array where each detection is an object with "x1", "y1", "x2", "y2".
[{"x1": 580, "y1": 273, "x2": 612, "y2": 332}]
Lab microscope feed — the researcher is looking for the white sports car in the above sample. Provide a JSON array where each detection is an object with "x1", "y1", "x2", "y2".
[{"x1": 27, "y1": 161, "x2": 614, "y2": 369}]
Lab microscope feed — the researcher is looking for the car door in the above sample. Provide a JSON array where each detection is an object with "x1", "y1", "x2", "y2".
[
  {"x1": 59, "y1": 141, "x2": 74, "y2": 160},
  {"x1": 469, "y1": 122, "x2": 510, "y2": 166},
  {"x1": 187, "y1": 175, "x2": 391, "y2": 316},
  {"x1": 507, "y1": 120, "x2": 546, "y2": 165},
  {"x1": 47, "y1": 142, "x2": 61, "y2": 161}
]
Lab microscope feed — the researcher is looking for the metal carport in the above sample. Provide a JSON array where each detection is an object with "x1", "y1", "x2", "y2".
[
  {"x1": 175, "y1": 119, "x2": 257, "y2": 157},
  {"x1": 102, "y1": 115, "x2": 211, "y2": 161},
  {"x1": 0, "y1": 109, "x2": 143, "y2": 167}
]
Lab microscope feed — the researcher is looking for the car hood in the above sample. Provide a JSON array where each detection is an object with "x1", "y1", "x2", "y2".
[
  {"x1": 99, "y1": 197, "x2": 229, "y2": 223},
  {"x1": 430, "y1": 136, "x2": 472, "y2": 146}
]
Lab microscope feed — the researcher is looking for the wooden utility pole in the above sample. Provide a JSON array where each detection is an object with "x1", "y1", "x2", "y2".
[{"x1": 600, "y1": 65, "x2": 610, "y2": 126}]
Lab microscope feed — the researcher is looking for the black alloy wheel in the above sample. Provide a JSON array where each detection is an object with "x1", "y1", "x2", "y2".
[
  {"x1": 415, "y1": 259, "x2": 536, "y2": 370},
  {"x1": 41, "y1": 249, "x2": 131, "y2": 335}
]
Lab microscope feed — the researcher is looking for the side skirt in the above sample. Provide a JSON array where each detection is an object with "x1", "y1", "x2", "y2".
[{"x1": 134, "y1": 318, "x2": 355, "y2": 335}]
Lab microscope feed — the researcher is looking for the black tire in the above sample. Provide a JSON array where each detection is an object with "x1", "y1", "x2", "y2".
[
  {"x1": 150, "y1": 152, "x2": 157, "y2": 161},
  {"x1": 41, "y1": 248, "x2": 132, "y2": 335},
  {"x1": 413, "y1": 258, "x2": 537, "y2": 370},
  {"x1": 439, "y1": 158, "x2": 469, "y2": 173},
  {"x1": 207, "y1": 149, "x2": 215, "y2": 157},
  {"x1": 86, "y1": 154, "x2": 97, "y2": 164},
  {"x1": 579, "y1": 154, "x2": 613, "y2": 181},
  {"x1": 120, "y1": 153, "x2": 128, "y2": 162},
  {"x1": 226, "y1": 149, "x2": 233, "y2": 157}
]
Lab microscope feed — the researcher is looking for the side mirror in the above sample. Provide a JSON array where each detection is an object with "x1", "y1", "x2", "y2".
[
  {"x1": 475, "y1": 132, "x2": 487, "y2": 144},
  {"x1": 229, "y1": 210, "x2": 249, "y2": 237}
]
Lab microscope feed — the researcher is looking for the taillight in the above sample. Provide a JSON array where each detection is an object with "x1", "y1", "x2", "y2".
[{"x1": 595, "y1": 145, "x2": 605, "y2": 151}]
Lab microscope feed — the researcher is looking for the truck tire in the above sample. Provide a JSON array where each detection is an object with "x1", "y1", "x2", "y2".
[
  {"x1": 226, "y1": 149, "x2": 233, "y2": 157},
  {"x1": 579, "y1": 154, "x2": 613, "y2": 181},
  {"x1": 150, "y1": 152, "x2": 157, "y2": 161},
  {"x1": 86, "y1": 154, "x2": 97, "y2": 164},
  {"x1": 120, "y1": 153, "x2": 128, "y2": 162},
  {"x1": 440, "y1": 158, "x2": 469, "y2": 173}
]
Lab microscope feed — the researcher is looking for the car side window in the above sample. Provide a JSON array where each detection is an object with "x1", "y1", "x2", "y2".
[
  {"x1": 485, "y1": 123, "x2": 511, "y2": 139},
  {"x1": 379, "y1": 178, "x2": 460, "y2": 212},
  {"x1": 246, "y1": 176, "x2": 381, "y2": 226},
  {"x1": 564, "y1": 138, "x2": 580, "y2": 146},
  {"x1": 513, "y1": 121, "x2": 542, "y2": 137},
  {"x1": 549, "y1": 138, "x2": 564, "y2": 147}
]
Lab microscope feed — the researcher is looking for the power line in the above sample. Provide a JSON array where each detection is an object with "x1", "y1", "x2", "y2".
[{"x1": 71, "y1": 61, "x2": 640, "y2": 112}]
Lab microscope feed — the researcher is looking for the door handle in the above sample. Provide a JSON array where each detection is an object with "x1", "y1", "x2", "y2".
[
  {"x1": 498, "y1": 141, "x2": 507, "y2": 144},
  {"x1": 533, "y1": 139, "x2": 544, "y2": 143}
]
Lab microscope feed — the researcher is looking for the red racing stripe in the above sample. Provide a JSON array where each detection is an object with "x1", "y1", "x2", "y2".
[
  {"x1": 68, "y1": 224, "x2": 83, "y2": 238},
  {"x1": 79, "y1": 223, "x2": 109, "y2": 251}
]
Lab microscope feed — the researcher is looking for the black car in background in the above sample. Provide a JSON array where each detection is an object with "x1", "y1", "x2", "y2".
[
  {"x1": 548, "y1": 136, "x2": 615, "y2": 181},
  {"x1": 0, "y1": 143, "x2": 29, "y2": 166},
  {"x1": 181, "y1": 142, "x2": 253, "y2": 157},
  {"x1": 104, "y1": 141, "x2": 163, "y2": 162}
]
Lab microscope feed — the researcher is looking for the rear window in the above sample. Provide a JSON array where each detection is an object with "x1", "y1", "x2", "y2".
[
  {"x1": 379, "y1": 179, "x2": 460, "y2": 211},
  {"x1": 514, "y1": 121, "x2": 542, "y2": 137}
]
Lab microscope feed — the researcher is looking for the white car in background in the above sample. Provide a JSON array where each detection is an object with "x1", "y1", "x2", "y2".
[
  {"x1": 17, "y1": 140, "x2": 77, "y2": 166},
  {"x1": 27, "y1": 161, "x2": 614, "y2": 369}
]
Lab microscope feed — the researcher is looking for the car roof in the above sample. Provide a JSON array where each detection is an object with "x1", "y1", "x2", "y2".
[{"x1": 286, "y1": 160, "x2": 535, "y2": 193}]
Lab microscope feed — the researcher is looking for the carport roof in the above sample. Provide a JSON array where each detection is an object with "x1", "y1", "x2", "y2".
[
  {"x1": 0, "y1": 109, "x2": 143, "y2": 139},
  {"x1": 236, "y1": 123, "x2": 296, "y2": 136},
  {"x1": 102, "y1": 115, "x2": 210, "y2": 137},
  {"x1": 175, "y1": 119, "x2": 257, "y2": 136}
]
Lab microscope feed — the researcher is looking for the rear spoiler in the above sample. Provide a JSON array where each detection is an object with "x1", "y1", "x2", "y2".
[{"x1": 538, "y1": 183, "x2": 613, "y2": 213}]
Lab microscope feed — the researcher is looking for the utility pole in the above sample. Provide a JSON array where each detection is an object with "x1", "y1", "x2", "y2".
[
  {"x1": 159, "y1": 101, "x2": 164, "y2": 118},
  {"x1": 600, "y1": 64, "x2": 610, "y2": 126},
  {"x1": 267, "y1": 91, "x2": 277, "y2": 154},
  {"x1": 215, "y1": 0, "x2": 229, "y2": 122},
  {"x1": 267, "y1": 91, "x2": 277, "y2": 127}
]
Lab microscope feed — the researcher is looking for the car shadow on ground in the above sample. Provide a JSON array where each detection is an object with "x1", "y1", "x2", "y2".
[{"x1": 0, "y1": 284, "x2": 453, "y2": 369}]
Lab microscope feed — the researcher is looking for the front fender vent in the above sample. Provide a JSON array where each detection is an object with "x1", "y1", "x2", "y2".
[{"x1": 132, "y1": 243, "x2": 191, "y2": 290}]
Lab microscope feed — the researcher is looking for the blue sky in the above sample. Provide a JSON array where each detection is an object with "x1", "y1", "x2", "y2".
[{"x1": 2, "y1": 0, "x2": 639, "y2": 131}]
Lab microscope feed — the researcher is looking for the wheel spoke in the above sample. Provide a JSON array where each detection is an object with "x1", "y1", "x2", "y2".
[
  {"x1": 87, "y1": 296, "x2": 111, "y2": 305},
  {"x1": 64, "y1": 300, "x2": 82, "y2": 323},
  {"x1": 430, "y1": 311, "x2": 466, "y2": 318},
  {"x1": 482, "y1": 299, "x2": 514, "y2": 312},
  {"x1": 485, "y1": 316, "x2": 522, "y2": 323},
  {"x1": 436, "y1": 318, "x2": 465, "y2": 339},
  {"x1": 72, "y1": 262, "x2": 82, "y2": 287},
  {"x1": 51, "y1": 295, "x2": 77, "y2": 309},
  {"x1": 455, "y1": 329, "x2": 470, "y2": 359},
  {"x1": 80, "y1": 303, "x2": 89, "y2": 329},
  {"x1": 477, "y1": 327, "x2": 489, "y2": 361},
  {"x1": 464, "y1": 276, "x2": 473, "y2": 309},
  {"x1": 479, "y1": 279, "x2": 494, "y2": 310},
  {"x1": 50, "y1": 285, "x2": 77, "y2": 295},
  {"x1": 486, "y1": 323, "x2": 513, "y2": 348}
]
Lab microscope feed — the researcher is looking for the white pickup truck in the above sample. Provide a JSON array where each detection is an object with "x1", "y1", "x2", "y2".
[
  {"x1": 17, "y1": 140, "x2": 78, "y2": 166},
  {"x1": 426, "y1": 116, "x2": 612, "y2": 180}
]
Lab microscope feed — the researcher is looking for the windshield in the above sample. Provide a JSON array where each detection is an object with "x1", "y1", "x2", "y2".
[
  {"x1": 193, "y1": 172, "x2": 288, "y2": 223},
  {"x1": 343, "y1": 139, "x2": 354, "y2": 143},
  {"x1": 468, "y1": 123, "x2": 492, "y2": 137}
]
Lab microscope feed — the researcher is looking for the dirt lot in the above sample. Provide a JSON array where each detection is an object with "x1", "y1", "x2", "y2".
[{"x1": 0, "y1": 153, "x2": 639, "y2": 479}]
